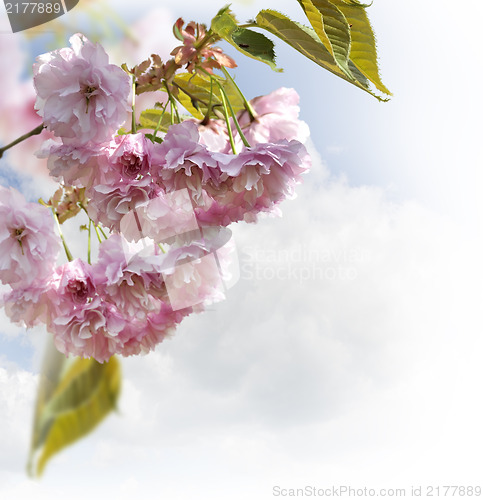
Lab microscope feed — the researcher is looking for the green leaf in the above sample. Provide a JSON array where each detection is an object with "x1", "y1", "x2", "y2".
[
  {"x1": 169, "y1": 72, "x2": 244, "y2": 120},
  {"x1": 211, "y1": 6, "x2": 281, "y2": 72},
  {"x1": 255, "y1": 9, "x2": 389, "y2": 100},
  {"x1": 28, "y1": 340, "x2": 66, "y2": 457},
  {"x1": 144, "y1": 133, "x2": 164, "y2": 144},
  {"x1": 255, "y1": 11, "x2": 365, "y2": 89},
  {"x1": 330, "y1": 0, "x2": 391, "y2": 95},
  {"x1": 28, "y1": 355, "x2": 121, "y2": 477},
  {"x1": 139, "y1": 108, "x2": 177, "y2": 132},
  {"x1": 297, "y1": 0, "x2": 352, "y2": 78},
  {"x1": 173, "y1": 73, "x2": 216, "y2": 119}
]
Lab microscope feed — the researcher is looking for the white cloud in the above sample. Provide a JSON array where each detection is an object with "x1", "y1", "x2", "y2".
[{"x1": 0, "y1": 359, "x2": 38, "y2": 474}]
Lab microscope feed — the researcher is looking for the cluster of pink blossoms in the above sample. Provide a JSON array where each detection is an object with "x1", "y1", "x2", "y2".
[{"x1": 0, "y1": 33, "x2": 311, "y2": 362}]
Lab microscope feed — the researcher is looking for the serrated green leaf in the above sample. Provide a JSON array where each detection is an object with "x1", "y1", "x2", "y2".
[
  {"x1": 211, "y1": 7, "x2": 281, "y2": 72},
  {"x1": 211, "y1": 5, "x2": 239, "y2": 37},
  {"x1": 330, "y1": 0, "x2": 391, "y2": 95},
  {"x1": 255, "y1": 11, "x2": 365, "y2": 89},
  {"x1": 231, "y1": 28, "x2": 279, "y2": 69},
  {"x1": 298, "y1": 0, "x2": 352, "y2": 78},
  {"x1": 255, "y1": 9, "x2": 388, "y2": 101},
  {"x1": 29, "y1": 356, "x2": 121, "y2": 477}
]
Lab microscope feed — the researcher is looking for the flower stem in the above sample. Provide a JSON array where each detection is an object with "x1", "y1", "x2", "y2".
[
  {"x1": 97, "y1": 224, "x2": 108, "y2": 240},
  {"x1": 131, "y1": 76, "x2": 137, "y2": 133},
  {"x1": 87, "y1": 219, "x2": 92, "y2": 265},
  {"x1": 164, "y1": 82, "x2": 180, "y2": 124},
  {"x1": 221, "y1": 67, "x2": 256, "y2": 121},
  {"x1": 0, "y1": 124, "x2": 45, "y2": 159},
  {"x1": 51, "y1": 207, "x2": 73, "y2": 262},
  {"x1": 216, "y1": 81, "x2": 237, "y2": 154},
  {"x1": 93, "y1": 223, "x2": 103, "y2": 244},
  {"x1": 218, "y1": 84, "x2": 251, "y2": 149},
  {"x1": 79, "y1": 203, "x2": 108, "y2": 241},
  {"x1": 153, "y1": 102, "x2": 168, "y2": 138}
]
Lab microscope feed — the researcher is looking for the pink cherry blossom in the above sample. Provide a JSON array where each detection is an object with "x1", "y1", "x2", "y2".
[
  {"x1": 196, "y1": 119, "x2": 231, "y2": 153},
  {"x1": 220, "y1": 140, "x2": 310, "y2": 205},
  {"x1": 120, "y1": 189, "x2": 199, "y2": 245},
  {"x1": 33, "y1": 33, "x2": 131, "y2": 143},
  {"x1": 235, "y1": 87, "x2": 310, "y2": 147},
  {"x1": 2, "y1": 280, "x2": 51, "y2": 328},
  {"x1": 192, "y1": 140, "x2": 311, "y2": 225},
  {"x1": 94, "y1": 234, "x2": 167, "y2": 320},
  {"x1": 120, "y1": 303, "x2": 192, "y2": 356},
  {"x1": 38, "y1": 139, "x2": 106, "y2": 188},
  {"x1": 152, "y1": 121, "x2": 223, "y2": 203},
  {"x1": 161, "y1": 228, "x2": 234, "y2": 310},
  {"x1": 45, "y1": 259, "x2": 127, "y2": 363},
  {"x1": 105, "y1": 133, "x2": 152, "y2": 181},
  {"x1": 85, "y1": 133, "x2": 157, "y2": 232},
  {"x1": 87, "y1": 180, "x2": 153, "y2": 233},
  {"x1": 0, "y1": 186, "x2": 60, "y2": 288},
  {"x1": 50, "y1": 301, "x2": 127, "y2": 362}
]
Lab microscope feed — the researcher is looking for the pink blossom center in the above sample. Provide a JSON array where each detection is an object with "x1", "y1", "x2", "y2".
[
  {"x1": 66, "y1": 279, "x2": 92, "y2": 304},
  {"x1": 11, "y1": 227, "x2": 25, "y2": 241},
  {"x1": 81, "y1": 84, "x2": 98, "y2": 111},
  {"x1": 10, "y1": 227, "x2": 26, "y2": 253},
  {"x1": 119, "y1": 153, "x2": 147, "y2": 179}
]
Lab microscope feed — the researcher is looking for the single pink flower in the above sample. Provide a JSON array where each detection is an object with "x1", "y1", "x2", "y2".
[
  {"x1": 87, "y1": 179, "x2": 153, "y2": 233},
  {"x1": 120, "y1": 189, "x2": 199, "y2": 245},
  {"x1": 45, "y1": 259, "x2": 127, "y2": 363},
  {"x1": 120, "y1": 303, "x2": 192, "y2": 356},
  {"x1": 161, "y1": 229, "x2": 233, "y2": 310},
  {"x1": 38, "y1": 139, "x2": 106, "y2": 188},
  {"x1": 86, "y1": 133, "x2": 157, "y2": 232},
  {"x1": 2, "y1": 280, "x2": 51, "y2": 328},
  {"x1": 94, "y1": 234, "x2": 167, "y2": 321},
  {"x1": 0, "y1": 186, "x2": 60, "y2": 288},
  {"x1": 33, "y1": 33, "x2": 131, "y2": 143},
  {"x1": 152, "y1": 121, "x2": 222, "y2": 203},
  {"x1": 192, "y1": 140, "x2": 310, "y2": 225},
  {"x1": 235, "y1": 87, "x2": 310, "y2": 147},
  {"x1": 106, "y1": 133, "x2": 152, "y2": 181}
]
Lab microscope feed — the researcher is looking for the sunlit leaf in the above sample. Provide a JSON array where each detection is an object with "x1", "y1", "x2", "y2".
[
  {"x1": 297, "y1": 0, "x2": 352, "y2": 78},
  {"x1": 330, "y1": 0, "x2": 391, "y2": 95},
  {"x1": 255, "y1": 9, "x2": 389, "y2": 100},
  {"x1": 28, "y1": 355, "x2": 121, "y2": 477},
  {"x1": 28, "y1": 340, "x2": 66, "y2": 458},
  {"x1": 169, "y1": 72, "x2": 244, "y2": 120},
  {"x1": 255, "y1": 11, "x2": 365, "y2": 89},
  {"x1": 139, "y1": 108, "x2": 177, "y2": 132}
]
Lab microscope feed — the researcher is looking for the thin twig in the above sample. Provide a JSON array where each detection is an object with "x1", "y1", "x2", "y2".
[{"x1": 0, "y1": 124, "x2": 45, "y2": 159}]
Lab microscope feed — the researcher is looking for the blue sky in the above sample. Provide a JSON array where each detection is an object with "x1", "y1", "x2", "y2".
[{"x1": 1, "y1": 0, "x2": 482, "y2": 498}]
